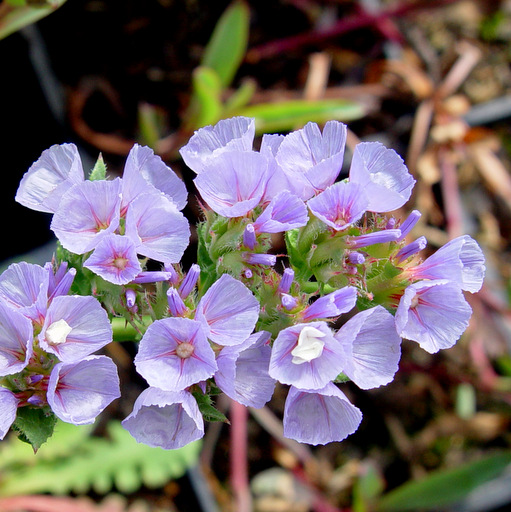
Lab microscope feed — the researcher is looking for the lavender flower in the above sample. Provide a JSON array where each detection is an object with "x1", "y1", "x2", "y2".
[
  {"x1": 252, "y1": 191, "x2": 308, "y2": 233},
  {"x1": 275, "y1": 121, "x2": 347, "y2": 200},
  {"x1": 83, "y1": 234, "x2": 142, "y2": 285},
  {"x1": 38, "y1": 295, "x2": 113, "y2": 363},
  {"x1": 45, "y1": 262, "x2": 76, "y2": 301},
  {"x1": 269, "y1": 322, "x2": 346, "y2": 390},
  {"x1": 349, "y1": 142, "x2": 415, "y2": 213},
  {"x1": 47, "y1": 355, "x2": 120, "y2": 424},
  {"x1": 194, "y1": 274, "x2": 259, "y2": 346},
  {"x1": 0, "y1": 389, "x2": 20, "y2": 440},
  {"x1": 121, "y1": 143, "x2": 188, "y2": 211},
  {"x1": 15, "y1": 143, "x2": 84, "y2": 213},
  {"x1": 307, "y1": 181, "x2": 368, "y2": 231},
  {"x1": 134, "y1": 317, "x2": 217, "y2": 392},
  {"x1": 395, "y1": 236, "x2": 427, "y2": 263},
  {"x1": 179, "y1": 116, "x2": 255, "y2": 174},
  {"x1": 193, "y1": 150, "x2": 270, "y2": 217},
  {"x1": 51, "y1": 178, "x2": 123, "y2": 255},
  {"x1": 167, "y1": 287, "x2": 187, "y2": 317},
  {"x1": 408, "y1": 235, "x2": 485, "y2": 293},
  {"x1": 335, "y1": 306, "x2": 401, "y2": 389},
  {"x1": 397, "y1": 209, "x2": 421, "y2": 241},
  {"x1": 124, "y1": 191, "x2": 190, "y2": 265},
  {"x1": 122, "y1": 387, "x2": 204, "y2": 449},
  {"x1": 283, "y1": 383, "x2": 362, "y2": 445},
  {"x1": 215, "y1": 331, "x2": 276, "y2": 408},
  {"x1": 395, "y1": 279, "x2": 473, "y2": 353},
  {"x1": 243, "y1": 224, "x2": 256, "y2": 250},
  {"x1": 278, "y1": 268, "x2": 295, "y2": 294},
  {"x1": 348, "y1": 229, "x2": 401, "y2": 249},
  {"x1": 178, "y1": 264, "x2": 200, "y2": 299}
]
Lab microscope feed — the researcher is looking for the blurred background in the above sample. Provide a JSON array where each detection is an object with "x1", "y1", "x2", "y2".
[{"x1": 1, "y1": 1, "x2": 511, "y2": 511}]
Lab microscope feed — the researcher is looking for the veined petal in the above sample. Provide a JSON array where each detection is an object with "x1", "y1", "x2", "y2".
[
  {"x1": 335, "y1": 306, "x2": 401, "y2": 389},
  {"x1": 276, "y1": 121, "x2": 347, "y2": 200},
  {"x1": 122, "y1": 144, "x2": 188, "y2": 211},
  {"x1": 39, "y1": 295, "x2": 112, "y2": 363},
  {"x1": 122, "y1": 387, "x2": 204, "y2": 449},
  {"x1": 16, "y1": 143, "x2": 84, "y2": 213},
  {"x1": 195, "y1": 274, "x2": 259, "y2": 346},
  {"x1": 0, "y1": 388, "x2": 19, "y2": 439},
  {"x1": 302, "y1": 287, "x2": 357, "y2": 321},
  {"x1": 179, "y1": 116, "x2": 255, "y2": 174},
  {"x1": 349, "y1": 142, "x2": 415, "y2": 212},
  {"x1": 253, "y1": 191, "x2": 308, "y2": 233},
  {"x1": 0, "y1": 299, "x2": 34, "y2": 376},
  {"x1": 47, "y1": 355, "x2": 120, "y2": 425},
  {"x1": 193, "y1": 150, "x2": 270, "y2": 217},
  {"x1": 125, "y1": 191, "x2": 190, "y2": 264},
  {"x1": 215, "y1": 331, "x2": 275, "y2": 408},
  {"x1": 283, "y1": 383, "x2": 362, "y2": 445},
  {"x1": 134, "y1": 317, "x2": 217, "y2": 392},
  {"x1": 51, "y1": 178, "x2": 122, "y2": 254}
]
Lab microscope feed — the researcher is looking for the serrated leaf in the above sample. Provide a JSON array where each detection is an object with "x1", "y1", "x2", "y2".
[
  {"x1": 12, "y1": 407, "x2": 57, "y2": 453},
  {"x1": 237, "y1": 98, "x2": 366, "y2": 134},
  {"x1": 200, "y1": 0, "x2": 250, "y2": 88},
  {"x1": 192, "y1": 391, "x2": 229, "y2": 423},
  {"x1": 0, "y1": 420, "x2": 201, "y2": 496},
  {"x1": 376, "y1": 451, "x2": 511, "y2": 511}
]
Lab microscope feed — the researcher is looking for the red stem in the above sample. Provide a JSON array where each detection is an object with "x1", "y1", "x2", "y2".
[{"x1": 230, "y1": 399, "x2": 251, "y2": 512}]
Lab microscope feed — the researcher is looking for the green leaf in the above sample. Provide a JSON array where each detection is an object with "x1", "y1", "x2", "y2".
[
  {"x1": 200, "y1": 0, "x2": 250, "y2": 88},
  {"x1": 376, "y1": 451, "x2": 511, "y2": 511},
  {"x1": 0, "y1": 0, "x2": 67, "y2": 41},
  {"x1": 11, "y1": 407, "x2": 57, "y2": 453},
  {"x1": 88, "y1": 154, "x2": 107, "y2": 181},
  {"x1": 236, "y1": 98, "x2": 366, "y2": 134},
  {"x1": 189, "y1": 66, "x2": 223, "y2": 128},
  {"x1": 0, "y1": 420, "x2": 201, "y2": 496}
]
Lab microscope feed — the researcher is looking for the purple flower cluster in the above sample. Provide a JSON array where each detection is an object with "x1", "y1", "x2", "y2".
[
  {"x1": 7, "y1": 115, "x2": 486, "y2": 451},
  {"x1": 16, "y1": 144, "x2": 190, "y2": 285},
  {"x1": 0, "y1": 261, "x2": 120, "y2": 439}
]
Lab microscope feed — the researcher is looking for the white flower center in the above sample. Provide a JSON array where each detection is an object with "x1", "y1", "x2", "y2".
[
  {"x1": 46, "y1": 319, "x2": 73, "y2": 345},
  {"x1": 291, "y1": 326, "x2": 326, "y2": 365}
]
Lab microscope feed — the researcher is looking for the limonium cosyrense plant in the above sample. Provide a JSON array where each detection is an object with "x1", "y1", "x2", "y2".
[{"x1": 1, "y1": 116, "x2": 485, "y2": 451}]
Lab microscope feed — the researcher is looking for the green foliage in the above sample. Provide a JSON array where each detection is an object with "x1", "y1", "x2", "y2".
[
  {"x1": 88, "y1": 154, "x2": 107, "y2": 181},
  {"x1": 0, "y1": 420, "x2": 201, "y2": 496},
  {"x1": 193, "y1": 390, "x2": 229, "y2": 424},
  {"x1": 376, "y1": 451, "x2": 511, "y2": 511},
  {"x1": 0, "y1": 0, "x2": 67, "y2": 41},
  {"x1": 11, "y1": 407, "x2": 57, "y2": 453}
]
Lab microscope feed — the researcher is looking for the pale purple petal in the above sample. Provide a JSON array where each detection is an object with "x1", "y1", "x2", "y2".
[
  {"x1": 47, "y1": 355, "x2": 120, "y2": 425},
  {"x1": 134, "y1": 317, "x2": 217, "y2": 392},
  {"x1": 51, "y1": 178, "x2": 122, "y2": 254},
  {"x1": 395, "y1": 280, "x2": 473, "y2": 353},
  {"x1": 84, "y1": 234, "x2": 142, "y2": 285},
  {"x1": 395, "y1": 236, "x2": 427, "y2": 263},
  {"x1": 302, "y1": 287, "x2": 357, "y2": 321},
  {"x1": 283, "y1": 383, "x2": 362, "y2": 445},
  {"x1": 193, "y1": 150, "x2": 270, "y2": 217},
  {"x1": 39, "y1": 295, "x2": 112, "y2": 363},
  {"x1": 0, "y1": 300, "x2": 34, "y2": 376},
  {"x1": 410, "y1": 235, "x2": 485, "y2": 293},
  {"x1": 348, "y1": 228, "x2": 401, "y2": 249},
  {"x1": 195, "y1": 274, "x2": 259, "y2": 346},
  {"x1": 269, "y1": 322, "x2": 346, "y2": 390},
  {"x1": 0, "y1": 262, "x2": 49, "y2": 323},
  {"x1": 125, "y1": 191, "x2": 190, "y2": 264},
  {"x1": 260, "y1": 133, "x2": 294, "y2": 202},
  {"x1": 335, "y1": 306, "x2": 401, "y2": 389},
  {"x1": 276, "y1": 121, "x2": 347, "y2": 200},
  {"x1": 15, "y1": 143, "x2": 84, "y2": 213},
  {"x1": 349, "y1": 142, "x2": 415, "y2": 212},
  {"x1": 0, "y1": 388, "x2": 19, "y2": 439},
  {"x1": 122, "y1": 387, "x2": 204, "y2": 449},
  {"x1": 45, "y1": 262, "x2": 76, "y2": 300},
  {"x1": 179, "y1": 116, "x2": 255, "y2": 174},
  {"x1": 307, "y1": 181, "x2": 369, "y2": 231},
  {"x1": 253, "y1": 191, "x2": 308, "y2": 233},
  {"x1": 215, "y1": 331, "x2": 275, "y2": 408},
  {"x1": 122, "y1": 144, "x2": 188, "y2": 211}
]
